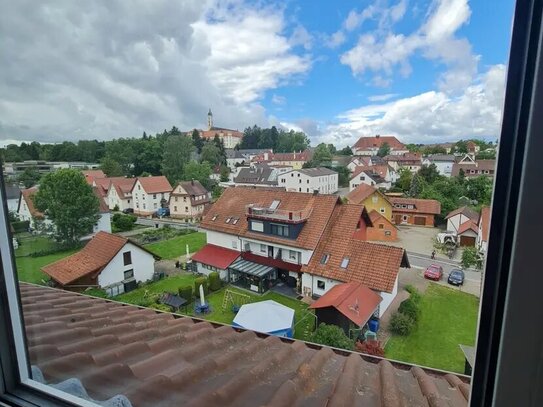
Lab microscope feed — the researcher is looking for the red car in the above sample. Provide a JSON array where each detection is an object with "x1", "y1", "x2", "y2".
[{"x1": 424, "y1": 264, "x2": 444, "y2": 281}]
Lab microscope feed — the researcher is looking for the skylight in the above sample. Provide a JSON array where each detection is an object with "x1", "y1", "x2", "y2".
[
  {"x1": 340, "y1": 257, "x2": 350, "y2": 268},
  {"x1": 211, "y1": 215, "x2": 218, "y2": 221},
  {"x1": 269, "y1": 200, "x2": 280, "y2": 210},
  {"x1": 320, "y1": 254, "x2": 330, "y2": 264},
  {"x1": 232, "y1": 218, "x2": 239, "y2": 225},
  {"x1": 225, "y1": 217, "x2": 231, "y2": 224}
]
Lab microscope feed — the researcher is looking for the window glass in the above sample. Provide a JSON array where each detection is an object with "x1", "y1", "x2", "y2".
[{"x1": 123, "y1": 251, "x2": 132, "y2": 266}]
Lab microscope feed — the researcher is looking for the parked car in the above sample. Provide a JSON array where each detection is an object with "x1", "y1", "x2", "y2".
[
  {"x1": 424, "y1": 264, "x2": 444, "y2": 281},
  {"x1": 122, "y1": 208, "x2": 134, "y2": 214},
  {"x1": 156, "y1": 207, "x2": 170, "y2": 217},
  {"x1": 447, "y1": 269, "x2": 465, "y2": 286}
]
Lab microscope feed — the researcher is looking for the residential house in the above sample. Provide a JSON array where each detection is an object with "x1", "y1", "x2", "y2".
[
  {"x1": 226, "y1": 149, "x2": 272, "y2": 170},
  {"x1": 467, "y1": 141, "x2": 480, "y2": 155},
  {"x1": 422, "y1": 154, "x2": 457, "y2": 177},
  {"x1": 90, "y1": 187, "x2": 112, "y2": 236},
  {"x1": 309, "y1": 282, "x2": 383, "y2": 335},
  {"x1": 132, "y1": 176, "x2": 172, "y2": 216},
  {"x1": 42, "y1": 231, "x2": 157, "y2": 295},
  {"x1": 366, "y1": 210, "x2": 399, "y2": 242},
  {"x1": 17, "y1": 187, "x2": 53, "y2": 232},
  {"x1": 105, "y1": 177, "x2": 137, "y2": 211},
  {"x1": 346, "y1": 184, "x2": 393, "y2": 221},
  {"x1": 389, "y1": 197, "x2": 441, "y2": 227},
  {"x1": 384, "y1": 153, "x2": 422, "y2": 173},
  {"x1": 82, "y1": 169, "x2": 106, "y2": 185},
  {"x1": 21, "y1": 284, "x2": 471, "y2": 407},
  {"x1": 265, "y1": 150, "x2": 312, "y2": 169},
  {"x1": 277, "y1": 167, "x2": 338, "y2": 194},
  {"x1": 349, "y1": 167, "x2": 391, "y2": 190},
  {"x1": 191, "y1": 243, "x2": 241, "y2": 280},
  {"x1": 351, "y1": 135, "x2": 409, "y2": 156},
  {"x1": 5, "y1": 184, "x2": 20, "y2": 213},
  {"x1": 477, "y1": 206, "x2": 491, "y2": 253},
  {"x1": 169, "y1": 180, "x2": 210, "y2": 221},
  {"x1": 301, "y1": 203, "x2": 409, "y2": 317},
  {"x1": 233, "y1": 166, "x2": 281, "y2": 188},
  {"x1": 452, "y1": 158, "x2": 496, "y2": 178},
  {"x1": 445, "y1": 206, "x2": 481, "y2": 246}
]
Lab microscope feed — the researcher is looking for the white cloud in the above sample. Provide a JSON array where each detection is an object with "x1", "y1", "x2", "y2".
[
  {"x1": 319, "y1": 64, "x2": 506, "y2": 147},
  {"x1": 272, "y1": 94, "x2": 286, "y2": 105},
  {"x1": 325, "y1": 31, "x2": 346, "y2": 48},
  {"x1": 0, "y1": 0, "x2": 311, "y2": 142},
  {"x1": 340, "y1": 0, "x2": 477, "y2": 92},
  {"x1": 289, "y1": 25, "x2": 313, "y2": 50},
  {"x1": 367, "y1": 93, "x2": 399, "y2": 102}
]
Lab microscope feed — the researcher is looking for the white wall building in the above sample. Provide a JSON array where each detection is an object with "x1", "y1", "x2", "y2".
[
  {"x1": 132, "y1": 176, "x2": 172, "y2": 216},
  {"x1": 422, "y1": 155, "x2": 457, "y2": 177},
  {"x1": 278, "y1": 168, "x2": 338, "y2": 194}
]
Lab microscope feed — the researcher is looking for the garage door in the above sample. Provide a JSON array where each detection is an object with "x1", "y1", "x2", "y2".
[
  {"x1": 414, "y1": 216, "x2": 426, "y2": 226},
  {"x1": 460, "y1": 235, "x2": 476, "y2": 246}
]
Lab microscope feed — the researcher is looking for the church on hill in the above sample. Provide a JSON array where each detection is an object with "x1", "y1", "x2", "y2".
[{"x1": 187, "y1": 109, "x2": 243, "y2": 149}]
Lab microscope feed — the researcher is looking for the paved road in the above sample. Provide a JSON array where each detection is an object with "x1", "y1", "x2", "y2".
[{"x1": 136, "y1": 217, "x2": 199, "y2": 230}]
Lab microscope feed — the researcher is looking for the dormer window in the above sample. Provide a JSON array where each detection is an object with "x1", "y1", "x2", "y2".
[{"x1": 340, "y1": 257, "x2": 350, "y2": 268}]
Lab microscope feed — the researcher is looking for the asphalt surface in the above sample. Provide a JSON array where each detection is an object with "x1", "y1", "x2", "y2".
[{"x1": 136, "y1": 217, "x2": 198, "y2": 230}]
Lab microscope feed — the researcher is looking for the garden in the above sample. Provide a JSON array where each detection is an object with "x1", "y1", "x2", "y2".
[
  {"x1": 113, "y1": 272, "x2": 316, "y2": 341},
  {"x1": 385, "y1": 283, "x2": 479, "y2": 373}
]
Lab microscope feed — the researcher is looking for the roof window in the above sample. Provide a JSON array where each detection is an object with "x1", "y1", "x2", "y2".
[
  {"x1": 320, "y1": 254, "x2": 330, "y2": 264},
  {"x1": 340, "y1": 257, "x2": 350, "y2": 268},
  {"x1": 225, "y1": 217, "x2": 231, "y2": 224},
  {"x1": 211, "y1": 215, "x2": 218, "y2": 221},
  {"x1": 232, "y1": 218, "x2": 239, "y2": 225}
]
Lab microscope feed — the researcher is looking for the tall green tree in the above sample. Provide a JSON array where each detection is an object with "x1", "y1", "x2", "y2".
[
  {"x1": 212, "y1": 135, "x2": 227, "y2": 164},
  {"x1": 201, "y1": 142, "x2": 222, "y2": 166},
  {"x1": 191, "y1": 129, "x2": 204, "y2": 154},
  {"x1": 454, "y1": 140, "x2": 468, "y2": 154},
  {"x1": 18, "y1": 167, "x2": 41, "y2": 188},
  {"x1": 333, "y1": 165, "x2": 351, "y2": 187},
  {"x1": 100, "y1": 157, "x2": 124, "y2": 177},
  {"x1": 276, "y1": 130, "x2": 310, "y2": 152},
  {"x1": 34, "y1": 169, "x2": 99, "y2": 246},
  {"x1": 161, "y1": 135, "x2": 194, "y2": 185},
  {"x1": 182, "y1": 161, "x2": 212, "y2": 189},
  {"x1": 239, "y1": 125, "x2": 261, "y2": 149},
  {"x1": 377, "y1": 142, "x2": 391, "y2": 157},
  {"x1": 396, "y1": 168, "x2": 413, "y2": 192},
  {"x1": 338, "y1": 146, "x2": 353, "y2": 155},
  {"x1": 418, "y1": 164, "x2": 441, "y2": 184},
  {"x1": 409, "y1": 174, "x2": 425, "y2": 197},
  {"x1": 309, "y1": 143, "x2": 333, "y2": 167}
]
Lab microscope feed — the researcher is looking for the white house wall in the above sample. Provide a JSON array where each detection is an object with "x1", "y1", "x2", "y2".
[
  {"x1": 7, "y1": 198, "x2": 19, "y2": 213},
  {"x1": 278, "y1": 171, "x2": 338, "y2": 195},
  {"x1": 240, "y1": 237, "x2": 312, "y2": 265},
  {"x1": 98, "y1": 242, "x2": 155, "y2": 288},
  {"x1": 447, "y1": 214, "x2": 472, "y2": 234},
  {"x1": 94, "y1": 213, "x2": 111, "y2": 234},
  {"x1": 196, "y1": 262, "x2": 229, "y2": 280},
  {"x1": 206, "y1": 230, "x2": 242, "y2": 252},
  {"x1": 108, "y1": 188, "x2": 132, "y2": 211},
  {"x1": 377, "y1": 277, "x2": 398, "y2": 318}
]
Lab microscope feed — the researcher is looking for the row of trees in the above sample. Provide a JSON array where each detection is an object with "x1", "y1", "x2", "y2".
[{"x1": 237, "y1": 125, "x2": 310, "y2": 152}]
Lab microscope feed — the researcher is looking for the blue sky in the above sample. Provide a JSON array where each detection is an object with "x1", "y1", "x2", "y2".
[{"x1": 0, "y1": 0, "x2": 515, "y2": 147}]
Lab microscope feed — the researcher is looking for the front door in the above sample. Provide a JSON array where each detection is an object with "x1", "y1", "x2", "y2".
[
  {"x1": 268, "y1": 245, "x2": 274, "y2": 258},
  {"x1": 394, "y1": 214, "x2": 402, "y2": 224}
]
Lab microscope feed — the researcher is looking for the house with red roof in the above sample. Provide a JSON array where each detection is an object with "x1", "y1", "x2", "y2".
[
  {"x1": 169, "y1": 180, "x2": 210, "y2": 221},
  {"x1": 389, "y1": 197, "x2": 441, "y2": 227},
  {"x1": 477, "y1": 206, "x2": 491, "y2": 253},
  {"x1": 445, "y1": 206, "x2": 481, "y2": 246},
  {"x1": 131, "y1": 176, "x2": 172, "y2": 216},
  {"x1": 309, "y1": 282, "x2": 383, "y2": 335},
  {"x1": 104, "y1": 177, "x2": 137, "y2": 211},
  {"x1": 351, "y1": 135, "x2": 409, "y2": 156},
  {"x1": 82, "y1": 169, "x2": 106, "y2": 185},
  {"x1": 42, "y1": 231, "x2": 158, "y2": 295}
]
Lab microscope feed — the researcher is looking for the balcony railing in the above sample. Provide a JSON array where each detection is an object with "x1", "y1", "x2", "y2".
[{"x1": 245, "y1": 204, "x2": 311, "y2": 223}]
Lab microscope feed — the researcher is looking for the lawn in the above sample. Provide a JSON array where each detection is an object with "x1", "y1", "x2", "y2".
[
  {"x1": 385, "y1": 283, "x2": 479, "y2": 373},
  {"x1": 14, "y1": 234, "x2": 61, "y2": 257},
  {"x1": 114, "y1": 274, "x2": 315, "y2": 341},
  {"x1": 15, "y1": 249, "x2": 79, "y2": 284},
  {"x1": 144, "y1": 232, "x2": 206, "y2": 259}
]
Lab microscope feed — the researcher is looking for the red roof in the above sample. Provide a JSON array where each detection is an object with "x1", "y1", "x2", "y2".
[
  {"x1": 82, "y1": 170, "x2": 105, "y2": 185},
  {"x1": 353, "y1": 136, "x2": 405, "y2": 151},
  {"x1": 19, "y1": 187, "x2": 44, "y2": 218},
  {"x1": 309, "y1": 282, "x2": 382, "y2": 326},
  {"x1": 479, "y1": 206, "x2": 491, "y2": 242},
  {"x1": 390, "y1": 197, "x2": 441, "y2": 215},
  {"x1": 136, "y1": 176, "x2": 172, "y2": 194},
  {"x1": 458, "y1": 220, "x2": 479, "y2": 235},
  {"x1": 191, "y1": 244, "x2": 240, "y2": 269}
]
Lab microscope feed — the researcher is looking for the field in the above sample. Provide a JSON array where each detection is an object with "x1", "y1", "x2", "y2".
[
  {"x1": 144, "y1": 232, "x2": 207, "y2": 259},
  {"x1": 385, "y1": 283, "x2": 479, "y2": 373}
]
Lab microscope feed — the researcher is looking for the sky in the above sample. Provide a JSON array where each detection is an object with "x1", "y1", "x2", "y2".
[{"x1": 0, "y1": 0, "x2": 515, "y2": 148}]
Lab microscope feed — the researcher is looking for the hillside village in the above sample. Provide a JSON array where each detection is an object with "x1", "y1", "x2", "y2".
[{"x1": 1, "y1": 123, "x2": 494, "y2": 384}]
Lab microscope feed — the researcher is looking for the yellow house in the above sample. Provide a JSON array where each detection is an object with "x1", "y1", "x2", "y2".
[{"x1": 345, "y1": 184, "x2": 393, "y2": 221}]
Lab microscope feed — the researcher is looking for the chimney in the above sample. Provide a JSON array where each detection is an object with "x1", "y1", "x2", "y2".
[
  {"x1": 191, "y1": 179, "x2": 194, "y2": 186},
  {"x1": 376, "y1": 134, "x2": 380, "y2": 138},
  {"x1": 313, "y1": 189, "x2": 319, "y2": 196}
]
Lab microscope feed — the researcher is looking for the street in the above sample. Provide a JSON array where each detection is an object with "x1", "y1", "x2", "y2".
[{"x1": 136, "y1": 217, "x2": 199, "y2": 230}]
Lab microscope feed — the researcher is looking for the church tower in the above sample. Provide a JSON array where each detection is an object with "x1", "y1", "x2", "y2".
[{"x1": 207, "y1": 108, "x2": 213, "y2": 130}]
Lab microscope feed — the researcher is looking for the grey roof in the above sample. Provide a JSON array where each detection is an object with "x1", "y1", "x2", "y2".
[
  {"x1": 229, "y1": 258, "x2": 275, "y2": 277},
  {"x1": 234, "y1": 167, "x2": 278, "y2": 185},
  {"x1": 426, "y1": 154, "x2": 456, "y2": 162},
  {"x1": 364, "y1": 171, "x2": 387, "y2": 184},
  {"x1": 227, "y1": 149, "x2": 272, "y2": 159},
  {"x1": 226, "y1": 150, "x2": 245, "y2": 159},
  {"x1": 4, "y1": 184, "x2": 21, "y2": 200},
  {"x1": 294, "y1": 167, "x2": 337, "y2": 177},
  {"x1": 175, "y1": 180, "x2": 208, "y2": 197}
]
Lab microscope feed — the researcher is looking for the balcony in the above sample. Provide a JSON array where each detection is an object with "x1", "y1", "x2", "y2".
[
  {"x1": 245, "y1": 204, "x2": 311, "y2": 224},
  {"x1": 241, "y1": 251, "x2": 302, "y2": 272}
]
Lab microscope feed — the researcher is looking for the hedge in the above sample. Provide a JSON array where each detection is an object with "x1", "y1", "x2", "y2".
[
  {"x1": 178, "y1": 286, "x2": 193, "y2": 302},
  {"x1": 398, "y1": 298, "x2": 420, "y2": 323},
  {"x1": 11, "y1": 220, "x2": 30, "y2": 233},
  {"x1": 389, "y1": 312, "x2": 415, "y2": 336},
  {"x1": 208, "y1": 272, "x2": 221, "y2": 291},
  {"x1": 194, "y1": 276, "x2": 209, "y2": 296}
]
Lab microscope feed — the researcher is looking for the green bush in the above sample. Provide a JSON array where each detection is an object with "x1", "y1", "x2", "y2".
[
  {"x1": 208, "y1": 272, "x2": 221, "y2": 291},
  {"x1": 11, "y1": 220, "x2": 30, "y2": 233},
  {"x1": 194, "y1": 276, "x2": 209, "y2": 296},
  {"x1": 178, "y1": 285, "x2": 193, "y2": 301},
  {"x1": 398, "y1": 298, "x2": 420, "y2": 323},
  {"x1": 112, "y1": 213, "x2": 137, "y2": 232},
  {"x1": 310, "y1": 323, "x2": 354, "y2": 350},
  {"x1": 113, "y1": 204, "x2": 120, "y2": 211},
  {"x1": 130, "y1": 296, "x2": 157, "y2": 307},
  {"x1": 150, "y1": 303, "x2": 172, "y2": 312},
  {"x1": 389, "y1": 312, "x2": 415, "y2": 336},
  {"x1": 461, "y1": 247, "x2": 483, "y2": 270}
]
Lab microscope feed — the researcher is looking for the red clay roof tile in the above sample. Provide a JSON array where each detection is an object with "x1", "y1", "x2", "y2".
[
  {"x1": 191, "y1": 244, "x2": 240, "y2": 269},
  {"x1": 136, "y1": 176, "x2": 172, "y2": 194},
  {"x1": 389, "y1": 197, "x2": 441, "y2": 215}
]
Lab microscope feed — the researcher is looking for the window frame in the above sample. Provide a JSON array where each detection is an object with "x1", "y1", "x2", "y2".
[{"x1": 1, "y1": 1, "x2": 543, "y2": 406}]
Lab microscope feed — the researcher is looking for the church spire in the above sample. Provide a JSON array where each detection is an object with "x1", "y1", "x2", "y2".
[{"x1": 207, "y1": 108, "x2": 213, "y2": 130}]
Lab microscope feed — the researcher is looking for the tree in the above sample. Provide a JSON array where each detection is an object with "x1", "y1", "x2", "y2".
[
  {"x1": 396, "y1": 168, "x2": 412, "y2": 192},
  {"x1": 405, "y1": 143, "x2": 421, "y2": 153},
  {"x1": 239, "y1": 125, "x2": 261, "y2": 149},
  {"x1": 213, "y1": 135, "x2": 227, "y2": 164},
  {"x1": 310, "y1": 143, "x2": 333, "y2": 167},
  {"x1": 310, "y1": 323, "x2": 354, "y2": 350},
  {"x1": 465, "y1": 176, "x2": 493, "y2": 206},
  {"x1": 191, "y1": 129, "x2": 204, "y2": 154},
  {"x1": 34, "y1": 169, "x2": 99, "y2": 246},
  {"x1": 476, "y1": 151, "x2": 496, "y2": 160},
  {"x1": 275, "y1": 130, "x2": 310, "y2": 152},
  {"x1": 161, "y1": 135, "x2": 194, "y2": 185},
  {"x1": 454, "y1": 140, "x2": 468, "y2": 154},
  {"x1": 377, "y1": 142, "x2": 391, "y2": 157},
  {"x1": 18, "y1": 167, "x2": 41, "y2": 188},
  {"x1": 333, "y1": 165, "x2": 351, "y2": 187},
  {"x1": 219, "y1": 166, "x2": 230, "y2": 182},
  {"x1": 201, "y1": 142, "x2": 222, "y2": 166},
  {"x1": 461, "y1": 247, "x2": 483, "y2": 270},
  {"x1": 182, "y1": 161, "x2": 212, "y2": 189},
  {"x1": 100, "y1": 157, "x2": 123, "y2": 177},
  {"x1": 338, "y1": 146, "x2": 353, "y2": 155},
  {"x1": 327, "y1": 144, "x2": 337, "y2": 155},
  {"x1": 417, "y1": 164, "x2": 441, "y2": 184},
  {"x1": 409, "y1": 174, "x2": 425, "y2": 197},
  {"x1": 421, "y1": 145, "x2": 447, "y2": 155},
  {"x1": 112, "y1": 213, "x2": 137, "y2": 232}
]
